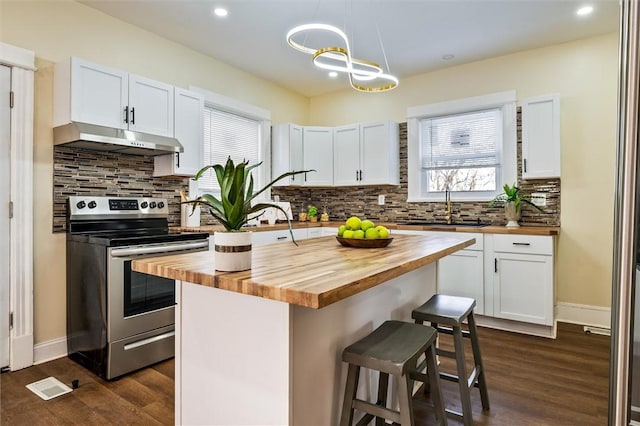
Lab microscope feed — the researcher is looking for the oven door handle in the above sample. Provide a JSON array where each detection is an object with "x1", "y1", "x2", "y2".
[{"x1": 110, "y1": 240, "x2": 209, "y2": 257}]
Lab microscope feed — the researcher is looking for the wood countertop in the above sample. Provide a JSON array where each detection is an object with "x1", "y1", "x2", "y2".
[
  {"x1": 132, "y1": 234, "x2": 474, "y2": 309},
  {"x1": 173, "y1": 221, "x2": 559, "y2": 236}
]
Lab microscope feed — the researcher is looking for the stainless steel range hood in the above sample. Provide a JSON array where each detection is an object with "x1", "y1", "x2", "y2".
[{"x1": 53, "y1": 122, "x2": 183, "y2": 156}]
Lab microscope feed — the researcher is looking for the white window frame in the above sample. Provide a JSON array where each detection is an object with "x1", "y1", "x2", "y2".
[
  {"x1": 407, "y1": 90, "x2": 517, "y2": 202},
  {"x1": 190, "y1": 86, "x2": 272, "y2": 199}
]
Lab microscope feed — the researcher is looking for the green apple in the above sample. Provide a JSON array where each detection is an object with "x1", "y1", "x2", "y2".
[
  {"x1": 345, "y1": 216, "x2": 361, "y2": 230},
  {"x1": 342, "y1": 229, "x2": 355, "y2": 239},
  {"x1": 337, "y1": 225, "x2": 347, "y2": 237},
  {"x1": 361, "y1": 219, "x2": 375, "y2": 231},
  {"x1": 353, "y1": 230, "x2": 365, "y2": 239},
  {"x1": 365, "y1": 228, "x2": 379, "y2": 239}
]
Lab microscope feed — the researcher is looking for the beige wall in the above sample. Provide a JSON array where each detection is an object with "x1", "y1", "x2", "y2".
[
  {"x1": 1, "y1": 0, "x2": 309, "y2": 344},
  {"x1": 2, "y1": 0, "x2": 618, "y2": 346},
  {"x1": 310, "y1": 33, "x2": 619, "y2": 309}
]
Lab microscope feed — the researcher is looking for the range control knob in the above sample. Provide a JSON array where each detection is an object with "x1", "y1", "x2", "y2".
[
  {"x1": 140, "y1": 201, "x2": 149, "y2": 209},
  {"x1": 88, "y1": 201, "x2": 97, "y2": 209},
  {"x1": 76, "y1": 201, "x2": 86, "y2": 209},
  {"x1": 157, "y1": 201, "x2": 165, "y2": 209},
  {"x1": 149, "y1": 201, "x2": 157, "y2": 209}
]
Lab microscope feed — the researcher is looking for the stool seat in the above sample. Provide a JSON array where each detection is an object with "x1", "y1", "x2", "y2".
[
  {"x1": 340, "y1": 320, "x2": 447, "y2": 426},
  {"x1": 412, "y1": 294, "x2": 476, "y2": 326},
  {"x1": 343, "y1": 320, "x2": 438, "y2": 377}
]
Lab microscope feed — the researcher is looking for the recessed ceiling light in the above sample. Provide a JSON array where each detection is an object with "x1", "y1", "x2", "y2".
[
  {"x1": 213, "y1": 7, "x2": 228, "y2": 17},
  {"x1": 442, "y1": 54, "x2": 455, "y2": 60},
  {"x1": 576, "y1": 5, "x2": 594, "y2": 16},
  {"x1": 328, "y1": 71, "x2": 338, "y2": 78}
]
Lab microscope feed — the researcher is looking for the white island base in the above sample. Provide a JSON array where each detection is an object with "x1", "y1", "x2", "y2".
[{"x1": 174, "y1": 263, "x2": 437, "y2": 425}]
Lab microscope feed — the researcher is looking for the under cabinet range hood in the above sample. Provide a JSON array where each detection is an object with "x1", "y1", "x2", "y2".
[{"x1": 53, "y1": 122, "x2": 183, "y2": 156}]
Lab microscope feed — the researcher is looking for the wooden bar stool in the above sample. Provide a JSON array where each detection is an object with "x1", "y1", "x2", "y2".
[
  {"x1": 412, "y1": 294, "x2": 490, "y2": 426},
  {"x1": 340, "y1": 320, "x2": 447, "y2": 426}
]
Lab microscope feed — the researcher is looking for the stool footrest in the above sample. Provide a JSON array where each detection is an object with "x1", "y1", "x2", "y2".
[
  {"x1": 436, "y1": 348, "x2": 456, "y2": 358},
  {"x1": 353, "y1": 399, "x2": 400, "y2": 424},
  {"x1": 436, "y1": 326, "x2": 471, "y2": 338},
  {"x1": 468, "y1": 366, "x2": 482, "y2": 389}
]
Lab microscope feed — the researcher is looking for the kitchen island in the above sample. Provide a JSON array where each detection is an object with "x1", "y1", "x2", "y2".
[{"x1": 133, "y1": 233, "x2": 474, "y2": 425}]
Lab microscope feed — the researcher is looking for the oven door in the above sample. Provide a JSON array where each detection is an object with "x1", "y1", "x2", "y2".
[{"x1": 107, "y1": 239, "x2": 209, "y2": 342}]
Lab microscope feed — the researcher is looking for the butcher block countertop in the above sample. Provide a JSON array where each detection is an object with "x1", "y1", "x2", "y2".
[
  {"x1": 172, "y1": 221, "x2": 559, "y2": 236},
  {"x1": 132, "y1": 234, "x2": 474, "y2": 309}
]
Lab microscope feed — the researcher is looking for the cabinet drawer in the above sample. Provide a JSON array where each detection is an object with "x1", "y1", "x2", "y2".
[
  {"x1": 493, "y1": 234, "x2": 553, "y2": 255},
  {"x1": 430, "y1": 231, "x2": 483, "y2": 251}
]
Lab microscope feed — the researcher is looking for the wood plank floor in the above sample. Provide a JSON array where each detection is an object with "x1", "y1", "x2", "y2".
[{"x1": 1, "y1": 322, "x2": 609, "y2": 425}]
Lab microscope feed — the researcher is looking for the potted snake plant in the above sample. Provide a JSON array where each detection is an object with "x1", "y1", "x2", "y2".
[
  {"x1": 489, "y1": 183, "x2": 544, "y2": 228},
  {"x1": 185, "y1": 157, "x2": 310, "y2": 271}
]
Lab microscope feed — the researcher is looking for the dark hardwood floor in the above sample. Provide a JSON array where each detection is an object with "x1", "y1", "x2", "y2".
[{"x1": 1, "y1": 322, "x2": 609, "y2": 425}]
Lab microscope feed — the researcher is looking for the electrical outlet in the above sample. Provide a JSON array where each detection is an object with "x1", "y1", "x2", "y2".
[
  {"x1": 378, "y1": 195, "x2": 385, "y2": 205},
  {"x1": 531, "y1": 192, "x2": 547, "y2": 207}
]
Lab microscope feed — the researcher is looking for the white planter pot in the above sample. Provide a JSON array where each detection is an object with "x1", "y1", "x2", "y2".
[
  {"x1": 214, "y1": 231, "x2": 252, "y2": 271},
  {"x1": 504, "y1": 201, "x2": 521, "y2": 228}
]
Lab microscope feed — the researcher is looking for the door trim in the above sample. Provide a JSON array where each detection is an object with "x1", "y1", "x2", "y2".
[{"x1": 0, "y1": 42, "x2": 35, "y2": 371}]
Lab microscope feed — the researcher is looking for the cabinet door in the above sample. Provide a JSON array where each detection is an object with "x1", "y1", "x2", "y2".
[
  {"x1": 70, "y1": 57, "x2": 128, "y2": 129},
  {"x1": 493, "y1": 252, "x2": 553, "y2": 325},
  {"x1": 521, "y1": 94, "x2": 560, "y2": 179},
  {"x1": 272, "y1": 124, "x2": 303, "y2": 186},
  {"x1": 154, "y1": 88, "x2": 204, "y2": 176},
  {"x1": 252, "y1": 229, "x2": 307, "y2": 246},
  {"x1": 437, "y1": 250, "x2": 484, "y2": 315},
  {"x1": 360, "y1": 121, "x2": 399, "y2": 185},
  {"x1": 128, "y1": 74, "x2": 174, "y2": 137},
  {"x1": 290, "y1": 125, "x2": 304, "y2": 184},
  {"x1": 303, "y1": 127, "x2": 333, "y2": 186},
  {"x1": 333, "y1": 124, "x2": 360, "y2": 185}
]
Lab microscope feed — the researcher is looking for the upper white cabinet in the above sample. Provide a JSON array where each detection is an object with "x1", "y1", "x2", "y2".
[
  {"x1": 303, "y1": 127, "x2": 334, "y2": 186},
  {"x1": 334, "y1": 121, "x2": 399, "y2": 186},
  {"x1": 154, "y1": 88, "x2": 204, "y2": 177},
  {"x1": 274, "y1": 120, "x2": 398, "y2": 187},
  {"x1": 272, "y1": 124, "x2": 333, "y2": 187},
  {"x1": 54, "y1": 57, "x2": 174, "y2": 137},
  {"x1": 521, "y1": 94, "x2": 560, "y2": 179}
]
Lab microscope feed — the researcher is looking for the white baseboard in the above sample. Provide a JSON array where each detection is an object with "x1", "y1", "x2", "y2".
[
  {"x1": 10, "y1": 333, "x2": 34, "y2": 370},
  {"x1": 475, "y1": 315, "x2": 556, "y2": 338},
  {"x1": 33, "y1": 336, "x2": 67, "y2": 365},
  {"x1": 555, "y1": 302, "x2": 611, "y2": 329}
]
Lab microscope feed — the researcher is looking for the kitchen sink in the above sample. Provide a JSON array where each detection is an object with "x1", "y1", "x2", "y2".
[{"x1": 399, "y1": 221, "x2": 489, "y2": 228}]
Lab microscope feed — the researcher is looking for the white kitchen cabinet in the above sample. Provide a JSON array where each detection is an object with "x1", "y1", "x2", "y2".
[
  {"x1": 436, "y1": 232, "x2": 484, "y2": 315},
  {"x1": 490, "y1": 234, "x2": 554, "y2": 326},
  {"x1": 307, "y1": 227, "x2": 339, "y2": 239},
  {"x1": 333, "y1": 121, "x2": 399, "y2": 186},
  {"x1": 521, "y1": 94, "x2": 560, "y2": 179},
  {"x1": 154, "y1": 88, "x2": 204, "y2": 176},
  {"x1": 54, "y1": 57, "x2": 174, "y2": 137},
  {"x1": 333, "y1": 124, "x2": 360, "y2": 185},
  {"x1": 251, "y1": 228, "x2": 308, "y2": 246},
  {"x1": 272, "y1": 124, "x2": 305, "y2": 186},
  {"x1": 302, "y1": 127, "x2": 334, "y2": 186}
]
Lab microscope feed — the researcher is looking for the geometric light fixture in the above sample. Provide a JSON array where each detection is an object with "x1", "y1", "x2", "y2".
[{"x1": 286, "y1": 23, "x2": 399, "y2": 92}]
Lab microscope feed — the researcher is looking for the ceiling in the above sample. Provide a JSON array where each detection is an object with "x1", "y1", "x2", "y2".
[{"x1": 80, "y1": 0, "x2": 620, "y2": 97}]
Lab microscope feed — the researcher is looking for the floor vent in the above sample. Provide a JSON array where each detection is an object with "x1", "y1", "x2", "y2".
[
  {"x1": 583, "y1": 326, "x2": 611, "y2": 336},
  {"x1": 26, "y1": 377, "x2": 73, "y2": 400}
]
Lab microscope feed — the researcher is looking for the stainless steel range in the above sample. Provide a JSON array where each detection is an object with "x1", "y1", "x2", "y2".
[{"x1": 66, "y1": 196, "x2": 209, "y2": 380}]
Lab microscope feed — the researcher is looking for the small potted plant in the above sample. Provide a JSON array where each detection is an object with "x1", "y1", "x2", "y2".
[
  {"x1": 185, "y1": 157, "x2": 309, "y2": 271},
  {"x1": 307, "y1": 205, "x2": 318, "y2": 223},
  {"x1": 489, "y1": 183, "x2": 544, "y2": 228}
]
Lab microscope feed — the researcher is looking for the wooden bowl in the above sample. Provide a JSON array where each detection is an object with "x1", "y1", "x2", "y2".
[{"x1": 336, "y1": 236, "x2": 393, "y2": 248}]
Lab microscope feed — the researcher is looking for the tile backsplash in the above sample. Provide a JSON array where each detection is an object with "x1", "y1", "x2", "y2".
[
  {"x1": 53, "y1": 147, "x2": 190, "y2": 232},
  {"x1": 53, "y1": 109, "x2": 559, "y2": 231}
]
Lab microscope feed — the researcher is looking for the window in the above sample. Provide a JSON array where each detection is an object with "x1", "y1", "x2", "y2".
[
  {"x1": 190, "y1": 87, "x2": 271, "y2": 196},
  {"x1": 407, "y1": 91, "x2": 516, "y2": 202}
]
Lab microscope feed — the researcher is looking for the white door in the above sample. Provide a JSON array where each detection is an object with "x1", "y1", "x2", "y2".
[
  {"x1": 173, "y1": 88, "x2": 204, "y2": 176},
  {"x1": 437, "y1": 250, "x2": 484, "y2": 315},
  {"x1": 360, "y1": 121, "x2": 397, "y2": 185},
  {"x1": 0, "y1": 64, "x2": 10, "y2": 369},
  {"x1": 289, "y1": 125, "x2": 304, "y2": 184},
  {"x1": 128, "y1": 74, "x2": 174, "y2": 137}
]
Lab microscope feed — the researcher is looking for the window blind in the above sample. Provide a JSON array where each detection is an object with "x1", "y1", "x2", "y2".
[
  {"x1": 201, "y1": 106, "x2": 261, "y2": 191},
  {"x1": 422, "y1": 108, "x2": 501, "y2": 170}
]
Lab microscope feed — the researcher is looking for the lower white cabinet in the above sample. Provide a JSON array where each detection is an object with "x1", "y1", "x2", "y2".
[
  {"x1": 437, "y1": 234, "x2": 485, "y2": 315},
  {"x1": 490, "y1": 234, "x2": 554, "y2": 326}
]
